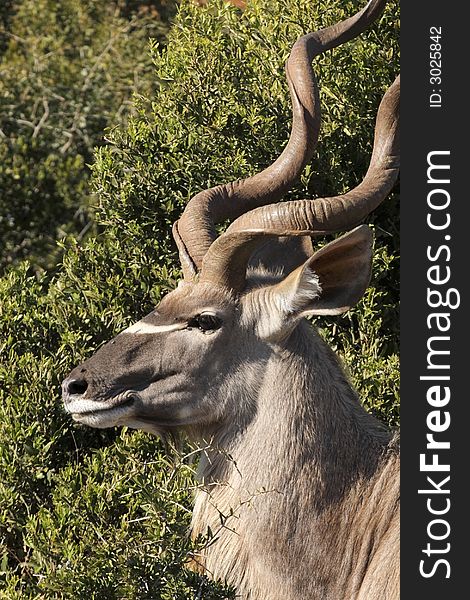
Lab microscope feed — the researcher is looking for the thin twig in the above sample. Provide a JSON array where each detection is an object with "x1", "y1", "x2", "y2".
[{"x1": 32, "y1": 98, "x2": 49, "y2": 139}]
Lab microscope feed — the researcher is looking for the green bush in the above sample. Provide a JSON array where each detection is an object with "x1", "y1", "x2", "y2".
[
  {"x1": 0, "y1": 0, "x2": 399, "y2": 596},
  {"x1": 0, "y1": 0, "x2": 176, "y2": 272}
]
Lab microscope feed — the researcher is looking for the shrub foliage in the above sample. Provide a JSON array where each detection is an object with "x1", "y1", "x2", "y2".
[
  {"x1": 0, "y1": 0, "x2": 176, "y2": 272},
  {"x1": 0, "y1": 0, "x2": 399, "y2": 597}
]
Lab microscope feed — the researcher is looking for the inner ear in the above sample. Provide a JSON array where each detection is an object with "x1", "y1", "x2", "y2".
[
  {"x1": 303, "y1": 225, "x2": 374, "y2": 315},
  {"x1": 255, "y1": 226, "x2": 373, "y2": 341},
  {"x1": 270, "y1": 225, "x2": 373, "y2": 319}
]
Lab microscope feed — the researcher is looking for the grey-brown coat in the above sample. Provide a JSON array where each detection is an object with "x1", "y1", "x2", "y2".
[{"x1": 62, "y1": 1, "x2": 400, "y2": 597}]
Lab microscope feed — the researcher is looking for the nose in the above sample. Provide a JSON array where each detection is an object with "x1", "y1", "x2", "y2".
[{"x1": 63, "y1": 376, "x2": 88, "y2": 397}]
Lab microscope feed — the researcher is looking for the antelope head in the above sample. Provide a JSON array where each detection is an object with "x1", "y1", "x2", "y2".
[{"x1": 62, "y1": 0, "x2": 399, "y2": 439}]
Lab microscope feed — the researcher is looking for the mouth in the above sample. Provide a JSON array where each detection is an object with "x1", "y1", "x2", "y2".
[{"x1": 66, "y1": 393, "x2": 138, "y2": 427}]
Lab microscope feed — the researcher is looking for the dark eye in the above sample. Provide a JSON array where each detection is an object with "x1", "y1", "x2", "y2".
[{"x1": 188, "y1": 314, "x2": 222, "y2": 332}]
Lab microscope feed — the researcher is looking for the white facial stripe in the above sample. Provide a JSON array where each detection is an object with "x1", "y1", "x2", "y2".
[{"x1": 123, "y1": 321, "x2": 186, "y2": 335}]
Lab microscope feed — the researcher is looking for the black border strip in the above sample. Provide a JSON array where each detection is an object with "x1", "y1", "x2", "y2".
[{"x1": 401, "y1": 1, "x2": 467, "y2": 597}]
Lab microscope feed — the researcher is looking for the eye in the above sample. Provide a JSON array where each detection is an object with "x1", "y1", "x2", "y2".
[{"x1": 188, "y1": 313, "x2": 222, "y2": 332}]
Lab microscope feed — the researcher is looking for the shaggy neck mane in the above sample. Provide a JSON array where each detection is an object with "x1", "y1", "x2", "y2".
[{"x1": 189, "y1": 321, "x2": 399, "y2": 598}]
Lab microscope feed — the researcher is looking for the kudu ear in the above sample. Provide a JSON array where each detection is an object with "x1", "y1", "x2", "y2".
[{"x1": 273, "y1": 225, "x2": 374, "y2": 318}]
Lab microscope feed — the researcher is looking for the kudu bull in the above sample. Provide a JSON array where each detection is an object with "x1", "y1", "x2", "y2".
[{"x1": 62, "y1": 0, "x2": 400, "y2": 597}]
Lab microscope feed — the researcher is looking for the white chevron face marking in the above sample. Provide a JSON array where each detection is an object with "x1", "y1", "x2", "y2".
[{"x1": 123, "y1": 321, "x2": 185, "y2": 335}]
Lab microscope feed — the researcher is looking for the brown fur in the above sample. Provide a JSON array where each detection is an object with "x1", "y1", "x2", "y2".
[
  {"x1": 188, "y1": 321, "x2": 399, "y2": 599},
  {"x1": 63, "y1": 250, "x2": 399, "y2": 599}
]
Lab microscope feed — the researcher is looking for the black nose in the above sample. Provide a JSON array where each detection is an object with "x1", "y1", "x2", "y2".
[{"x1": 64, "y1": 377, "x2": 88, "y2": 396}]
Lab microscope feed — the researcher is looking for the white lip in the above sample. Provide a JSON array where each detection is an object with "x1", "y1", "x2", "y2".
[
  {"x1": 66, "y1": 397, "x2": 132, "y2": 415},
  {"x1": 69, "y1": 397, "x2": 136, "y2": 428}
]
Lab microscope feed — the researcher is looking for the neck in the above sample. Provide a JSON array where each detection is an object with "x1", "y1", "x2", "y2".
[
  {"x1": 200, "y1": 322, "x2": 391, "y2": 495},
  {"x1": 190, "y1": 322, "x2": 398, "y2": 597}
]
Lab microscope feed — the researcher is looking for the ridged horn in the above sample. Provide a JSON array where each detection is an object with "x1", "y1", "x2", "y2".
[
  {"x1": 199, "y1": 75, "x2": 400, "y2": 291},
  {"x1": 173, "y1": 0, "x2": 389, "y2": 279}
]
